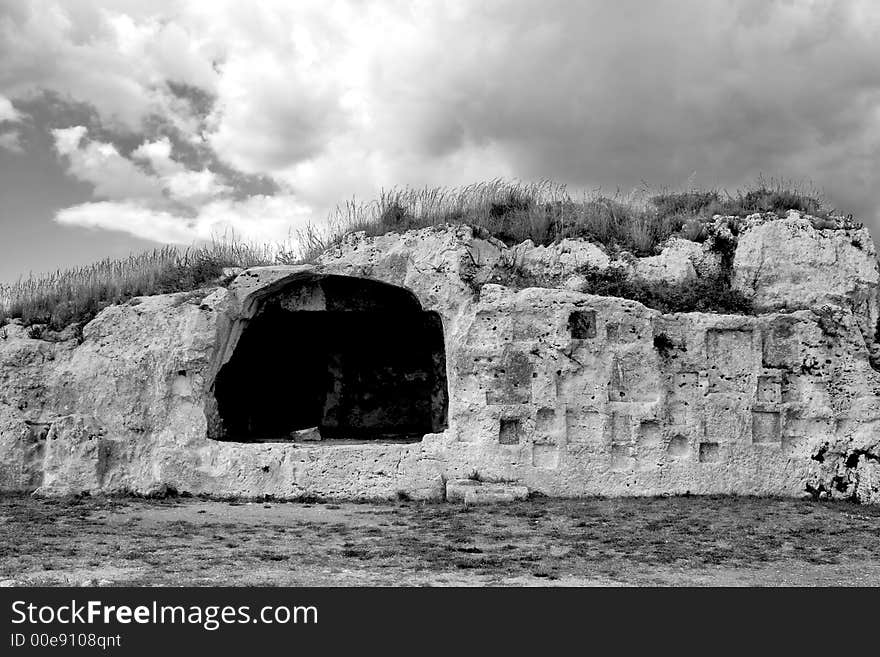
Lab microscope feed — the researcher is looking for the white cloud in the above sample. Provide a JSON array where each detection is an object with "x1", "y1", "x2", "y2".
[
  {"x1": 51, "y1": 125, "x2": 88, "y2": 155},
  {"x1": 52, "y1": 126, "x2": 238, "y2": 221},
  {"x1": 51, "y1": 125, "x2": 306, "y2": 245},
  {"x1": 131, "y1": 136, "x2": 231, "y2": 203},
  {"x1": 205, "y1": 47, "x2": 347, "y2": 174},
  {"x1": 56, "y1": 194, "x2": 313, "y2": 245},
  {"x1": 56, "y1": 201, "x2": 198, "y2": 244},
  {"x1": 52, "y1": 126, "x2": 165, "y2": 201},
  {"x1": 0, "y1": 1, "x2": 217, "y2": 132},
  {"x1": 0, "y1": 95, "x2": 23, "y2": 123},
  {"x1": 0, "y1": 130, "x2": 23, "y2": 153},
  {"x1": 163, "y1": 169, "x2": 231, "y2": 205},
  {"x1": 131, "y1": 137, "x2": 175, "y2": 174}
]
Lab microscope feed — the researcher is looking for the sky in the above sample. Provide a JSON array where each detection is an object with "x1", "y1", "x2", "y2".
[{"x1": 1, "y1": 0, "x2": 880, "y2": 282}]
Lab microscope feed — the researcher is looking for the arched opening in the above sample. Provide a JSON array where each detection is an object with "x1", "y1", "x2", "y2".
[{"x1": 211, "y1": 275, "x2": 448, "y2": 443}]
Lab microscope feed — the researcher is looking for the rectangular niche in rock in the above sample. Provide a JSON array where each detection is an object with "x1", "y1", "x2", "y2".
[
  {"x1": 499, "y1": 418, "x2": 523, "y2": 445},
  {"x1": 568, "y1": 310, "x2": 597, "y2": 339}
]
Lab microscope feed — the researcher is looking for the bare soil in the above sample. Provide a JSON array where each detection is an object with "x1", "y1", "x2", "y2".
[{"x1": 1, "y1": 494, "x2": 879, "y2": 586}]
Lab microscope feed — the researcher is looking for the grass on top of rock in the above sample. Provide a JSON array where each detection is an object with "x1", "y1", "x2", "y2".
[
  {"x1": 0, "y1": 177, "x2": 843, "y2": 331},
  {"x1": 0, "y1": 240, "x2": 277, "y2": 331},
  {"x1": 320, "y1": 176, "x2": 839, "y2": 257}
]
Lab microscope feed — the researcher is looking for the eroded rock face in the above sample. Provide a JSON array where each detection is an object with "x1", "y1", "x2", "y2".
[
  {"x1": 39, "y1": 414, "x2": 109, "y2": 495},
  {"x1": 632, "y1": 238, "x2": 704, "y2": 285},
  {"x1": 733, "y1": 211, "x2": 880, "y2": 343},
  {"x1": 1, "y1": 219, "x2": 879, "y2": 503}
]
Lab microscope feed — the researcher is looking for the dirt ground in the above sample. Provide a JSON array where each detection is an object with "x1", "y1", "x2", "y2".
[{"x1": 1, "y1": 494, "x2": 880, "y2": 586}]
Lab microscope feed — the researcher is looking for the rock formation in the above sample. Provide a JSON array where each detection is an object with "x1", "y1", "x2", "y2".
[{"x1": 1, "y1": 212, "x2": 878, "y2": 503}]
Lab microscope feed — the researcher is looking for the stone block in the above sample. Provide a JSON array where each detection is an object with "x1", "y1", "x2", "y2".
[
  {"x1": 756, "y1": 375, "x2": 782, "y2": 404},
  {"x1": 672, "y1": 371, "x2": 701, "y2": 393},
  {"x1": 37, "y1": 414, "x2": 109, "y2": 494},
  {"x1": 605, "y1": 316, "x2": 649, "y2": 343},
  {"x1": 706, "y1": 328, "x2": 756, "y2": 377},
  {"x1": 535, "y1": 407, "x2": 556, "y2": 433},
  {"x1": 486, "y1": 348, "x2": 533, "y2": 405},
  {"x1": 611, "y1": 444, "x2": 635, "y2": 471},
  {"x1": 752, "y1": 411, "x2": 781, "y2": 444},
  {"x1": 445, "y1": 479, "x2": 529, "y2": 504},
  {"x1": 532, "y1": 444, "x2": 560, "y2": 469},
  {"x1": 564, "y1": 409, "x2": 604, "y2": 444},
  {"x1": 609, "y1": 412, "x2": 632, "y2": 444},
  {"x1": 762, "y1": 318, "x2": 800, "y2": 368},
  {"x1": 608, "y1": 352, "x2": 660, "y2": 402},
  {"x1": 703, "y1": 400, "x2": 749, "y2": 443}
]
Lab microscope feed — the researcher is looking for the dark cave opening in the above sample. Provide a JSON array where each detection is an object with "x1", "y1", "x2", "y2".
[{"x1": 211, "y1": 276, "x2": 448, "y2": 443}]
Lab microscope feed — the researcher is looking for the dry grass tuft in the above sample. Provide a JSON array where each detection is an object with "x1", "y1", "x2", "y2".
[
  {"x1": 0, "y1": 239, "x2": 276, "y2": 330},
  {"x1": 318, "y1": 176, "x2": 835, "y2": 256}
]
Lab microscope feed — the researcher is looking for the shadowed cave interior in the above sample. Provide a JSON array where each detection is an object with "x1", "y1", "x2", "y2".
[{"x1": 212, "y1": 276, "x2": 449, "y2": 443}]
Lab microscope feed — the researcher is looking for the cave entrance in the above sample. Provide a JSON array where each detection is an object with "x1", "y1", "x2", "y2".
[{"x1": 211, "y1": 275, "x2": 448, "y2": 443}]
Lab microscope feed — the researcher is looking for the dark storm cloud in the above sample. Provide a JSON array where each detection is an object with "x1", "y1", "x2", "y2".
[{"x1": 374, "y1": 1, "x2": 880, "y2": 224}]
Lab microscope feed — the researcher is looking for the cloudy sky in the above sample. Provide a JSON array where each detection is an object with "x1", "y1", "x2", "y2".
[{"x1": 1, "y1": 0, "x2": 879, "y2": 282}]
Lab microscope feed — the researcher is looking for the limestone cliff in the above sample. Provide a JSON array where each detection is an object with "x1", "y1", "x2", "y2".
[{"x1": 1, "y1": 213, "x2": 878, "y2": 503}]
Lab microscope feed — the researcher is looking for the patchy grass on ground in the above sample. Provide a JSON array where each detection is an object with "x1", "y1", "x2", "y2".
[{"x1": 2, "y1": 495, "x2": 879, "y2": 586}]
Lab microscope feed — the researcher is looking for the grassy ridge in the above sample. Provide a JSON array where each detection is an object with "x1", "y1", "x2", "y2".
[
  {"x1": 313, "y1": 176, "x2": 835, "y2": 256},
  {"x1": 0, "y1": 241, "x2": 276, "y2": 330},
  {"x1": 0, "y1": 178, "x2": 840, "y2": 331}
]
